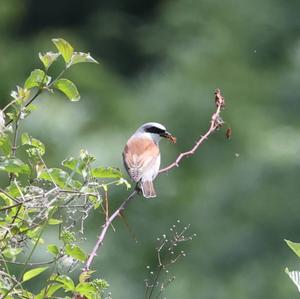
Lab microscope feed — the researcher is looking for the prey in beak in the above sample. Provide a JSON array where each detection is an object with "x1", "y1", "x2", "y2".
[{"x1": 160, "y1": 131, "x2": 177, "y2": 144}]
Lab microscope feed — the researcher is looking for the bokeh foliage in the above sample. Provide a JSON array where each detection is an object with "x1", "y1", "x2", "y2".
[{"x1": 1, "y1": 0, "x2": 300, "y2": 298}]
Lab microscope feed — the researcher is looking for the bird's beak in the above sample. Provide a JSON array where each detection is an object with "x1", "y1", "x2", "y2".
[{"x1": 161, "y1": 131, "x2": 177, "y2": 144}]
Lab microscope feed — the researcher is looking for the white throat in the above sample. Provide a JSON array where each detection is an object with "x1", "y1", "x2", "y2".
[{"x1": 140, "y1": 132, "x2": 161, "y2": 144}]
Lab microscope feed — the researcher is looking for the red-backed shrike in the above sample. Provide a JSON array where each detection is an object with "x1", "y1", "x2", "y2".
[{"x1": 123, "y1": 122, "x2": 176, "y2": 198}]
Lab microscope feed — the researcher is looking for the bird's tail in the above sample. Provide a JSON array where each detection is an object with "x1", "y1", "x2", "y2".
[{"x1": 141, "y1": 180, "x2": 156, "y2": 198}]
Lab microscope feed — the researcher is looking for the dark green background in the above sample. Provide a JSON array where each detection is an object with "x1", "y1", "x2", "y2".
[{"x1": 1, "y1": 0, "x2": 300, "y2": 297}]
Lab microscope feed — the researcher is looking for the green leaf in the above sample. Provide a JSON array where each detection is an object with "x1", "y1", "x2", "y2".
[
  {"x1": 65, "y1": 244, "x2": 87, "y2": 262},
  {"x1": 39, "y1": 168, "x2": 81, "y2": 189},
  {"x1": 19, "y1": 290, "x2": 34, "y2": 299},
  {"x1": 24, "y1": 69, "x2": 51, "y2": 89},
  {"x1": 6, "y1": 182, "x2": 22, "y2": 198},
  {"x1": 0, "y1": 157, "x2": 30, "y2": 175},
  {"x1": 2, "y1": 247, "x2": 23, "y2": 259},
  {"x1": 48, "y1": 218, "x2": 62, "y2": 225},
  {"x1": 55, "y1": 275, "x2": 75, "y2": 291},
  {"x1": 0, "y1": 134, "x2": 11, "y2": 156},
  {"x1": 25, "y1": 226, "x2": 42, "y2": 240},
  {"x1": 75, "y1": 283, "x2": 97, "y2": 299},
  {"x1": 88, "y1": 193, "x2": 101, "y2": 209},
  {"x1": 52, "y1": 38, "x2": 74, "y2": 64},
  {"x1": 39, "y1": 168, "x2": 69, "y2": 187},
  {"x1": 92, "y1": 167, "x2": 122, "y2": 179},
  {"x1": 35, "y1": 283, "x2": 62, "y2": 299},
  {"x1": 80, "y1": 149, "x2": 96, "y2": 163},
  {"x1": 53, "y1": 78, "x2": 80, "y2": 101},
  {"x1": 39, "y1": 51, "x2": 60, "y2": 70},
  {"x1": 62, "y1": 151, "x2": 95, "y2": 179},
  {"x1": 22, "y1": 267, "x2": 48, "y2": 282},
  {"x1": 68, "y1": 52, "x2": 99, "y2": 67},
  {"x1": 48, "y1": 244, "x2": 59, "y2": 255},
  {"x1": 79, "y1": 271, "x2": 95, "y2": 283},
  {"x1": 0, "y1": 191, "x2": 13, "y2": 206},
  {"x1": 62, "y1": 157, "x2": 85, "y2": 174},
  {"x1": 21, "y1": 133, "x2": 45, "y2": 155},
  {"x1": 46, "y1": 283, "x2": 63, "y2": 296},
  {"x1": 285, "y1": 239, "x2": 300, "y2": 257}
]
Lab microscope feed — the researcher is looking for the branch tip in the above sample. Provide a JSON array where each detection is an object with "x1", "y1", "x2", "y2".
[{"x1": 214, "y1": 88, "x2": 225, "y2": 108}]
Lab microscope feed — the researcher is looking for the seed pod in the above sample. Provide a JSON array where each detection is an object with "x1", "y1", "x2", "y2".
[{"x1": 226, "y1": 127, "x2": 232, "y2": 139}]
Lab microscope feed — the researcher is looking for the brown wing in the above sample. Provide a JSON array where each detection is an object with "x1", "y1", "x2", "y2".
[{"x1": 123, "y1": 136, "x2": 160, "y2": 182}]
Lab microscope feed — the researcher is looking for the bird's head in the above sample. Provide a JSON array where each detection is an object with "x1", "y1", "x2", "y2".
[{"x1": 138, "y1": 122, "x2": 176, "y2": 144}]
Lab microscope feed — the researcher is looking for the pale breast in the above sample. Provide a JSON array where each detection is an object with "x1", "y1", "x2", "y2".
[{"x1": 123, "y1": 135, "x2": 160, "y2": 182}]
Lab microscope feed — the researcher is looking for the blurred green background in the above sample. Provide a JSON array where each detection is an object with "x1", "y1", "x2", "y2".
[{"x1": 1, "y1": 0, "x2": 300, "y2": 298}]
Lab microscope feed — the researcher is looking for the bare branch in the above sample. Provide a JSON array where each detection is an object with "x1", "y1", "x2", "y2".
[
  {"x1": 83, "y1": 190, "x2": 138, "y2": 272},
  {"x1": 159, "y1": 88, "x2": 224, "y2": 174},
  {"x1": 83, "y1": 88, "x2": 226, "y2": 272}
]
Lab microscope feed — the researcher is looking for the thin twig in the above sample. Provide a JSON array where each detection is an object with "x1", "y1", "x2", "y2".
[
  {"x1": 2, "y1": 98, "x2": 19, "y2": 113},
  {"x1": 0, "y1": 188, "x2": 20, "y2": 204},
  {"x1": 147, "y1": 266, "x2": 162, "y2": 299},
  {"x1": 2, "y1": 205, "x2": 22, "y2": 240},
  {"x1": 0, "y1": 202, "x2": 20, "y2": 212},
  {"x1": 0, "y1": 256, "x2": 60, "y2": 266},
  {"x1": 4, "y1": 66, "x2": 65, "y2": 127},
  {"x1": 83, "y1": 89, "x2": 225, "y2": 272},
  {"x1": 2, "y1": 208, "x2": 56, "y2": 299},
  {"x1": 104, "y1": 189, "x2": 109, "y2": 223},
  {"x1": 0, "y1": 270, "x2": 23, "y2": 290},
  {"x1": 159, "y1": 89, "x2": 224, "y2": 174},
  {"x1": 83, "y1": 190, "x2": 138, "y2": 272},
  {"x1": 0, "y1": 186, "x2": 58, "y2": 213},
  {"x1": 9, "y1": 116, "x2": 21, "y2": 183}
]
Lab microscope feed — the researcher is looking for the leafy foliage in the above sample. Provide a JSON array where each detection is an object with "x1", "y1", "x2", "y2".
[
  {"x1": 0, "y1": 157, "x2": 30, "y2": 175},
  {"x1": 52, "y1": 38, "x2": 74, "y2": 64},
  {"x1": 24, "y1": 69, "x2": 50, "y2": 89},
  {"x1": 22, "y1": 267, "x2": 48, "y2": 282},
  {"x1": 39, "y1": 51, "x2": 60, "y2": 70},
  {"x1": 53, "y1": 78, "x2": 80, "y2": 101},
  {"x1": 91, "y1": 167, "x2": 123, "y2": 179},
  {"x1": 0, "y1": 38, "x2": 121, "y2": 299}
]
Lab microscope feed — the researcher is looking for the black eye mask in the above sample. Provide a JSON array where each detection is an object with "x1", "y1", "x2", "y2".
[{"x1": 145, "y1": 126, "x2": 166, "y2": 135}]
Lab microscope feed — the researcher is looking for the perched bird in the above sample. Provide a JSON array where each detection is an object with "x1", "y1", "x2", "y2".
[{"x1": 123, "y1": 122, "x2": 176, "y2": 198}]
